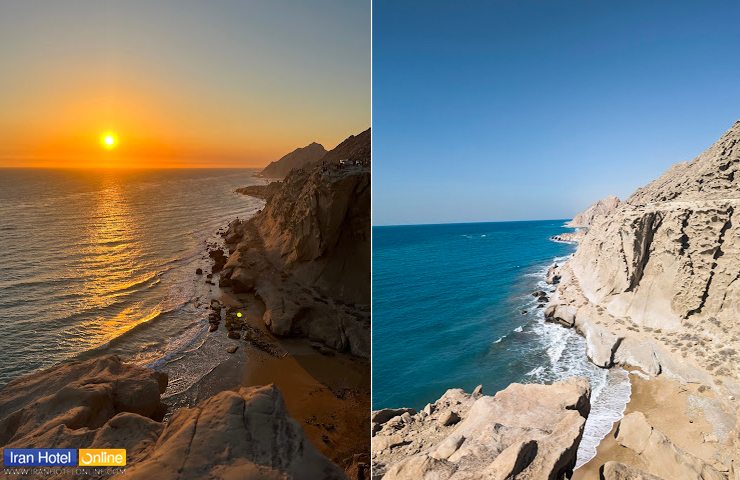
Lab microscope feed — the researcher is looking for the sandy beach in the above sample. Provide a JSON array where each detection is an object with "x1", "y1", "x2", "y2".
[{"x1": 574, "y1": 370, "x2": 734, "y2": 479}]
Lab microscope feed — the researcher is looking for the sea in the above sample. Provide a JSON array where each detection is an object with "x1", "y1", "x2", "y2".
[
  {"x1": 372, "y1": 221, "x2": 632, "y2": 468},
  {"x1": 0, "y1": 168, "x2": 263, "y2": 397}
]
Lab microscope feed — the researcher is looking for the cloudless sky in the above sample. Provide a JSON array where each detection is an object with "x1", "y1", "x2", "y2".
[
  {"x1": 0, "y1": 0, "x2": 369, "y2": 168},
  {"x1": 372, "y1": 0, "x2": 740, "y2": 225}
]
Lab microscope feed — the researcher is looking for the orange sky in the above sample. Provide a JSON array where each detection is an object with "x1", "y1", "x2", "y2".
[{"x1": 0, "y1": 1, "x2": 370, "y2": 168}]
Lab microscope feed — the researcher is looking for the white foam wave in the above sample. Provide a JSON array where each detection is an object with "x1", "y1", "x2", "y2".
[
  {"x1": 520, "y1": 257, "x2": 632, "y2": 469},
  {"x1": 630, "y1": 370, "x2": 651, "y2": 381},
  {"x1": 513, "y1": 326, "x2": 523, "y2": 333},
  {"x1": 575, "y1": 368, "x2": 631, "y2": 468}
]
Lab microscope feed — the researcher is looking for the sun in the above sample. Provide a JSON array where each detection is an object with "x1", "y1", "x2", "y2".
[{"x1": 100, "y1": 132, "x2": 118, "y2": 150}]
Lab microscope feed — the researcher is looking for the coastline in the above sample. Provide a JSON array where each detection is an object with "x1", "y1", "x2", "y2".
[
  {"x1": 545, "y1": 254, "x2": 738, "y2": 475},
  {"x1": 573, "y1": 370, "x2": 734, "y2": 478}
]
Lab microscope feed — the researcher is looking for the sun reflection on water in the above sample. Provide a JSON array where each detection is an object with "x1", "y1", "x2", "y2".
[{"x1": 69, "y1": 178, "x2": 161, "y2": 348}]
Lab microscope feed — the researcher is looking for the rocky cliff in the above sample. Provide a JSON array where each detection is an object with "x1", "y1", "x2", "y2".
[
  {"x1": 257, "y1": 142, "x2": 327, "y2": 179},
  {"x1": 545, "y1": 119, "x2": 740, "y2": 476},
  {"x1": 566, "y1": 195, "x2": 621, "y2": 228},
  {"x1": 371, "y1": 379, "x2": 591, "y2": 480},
  {"x1": 223, "y1": 129, "x2": 371, "y2": 357},
  {"x1": 306, "y1": 128, "x2": 370, "y2": 170},
  {"x1": 0, "y1": 356, "x2": 343, "y2": 480}
]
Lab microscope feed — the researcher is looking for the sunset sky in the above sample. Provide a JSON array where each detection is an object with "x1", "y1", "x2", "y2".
[{"x1": 0, "y1": 0, "x2": 370, "y2": 168}]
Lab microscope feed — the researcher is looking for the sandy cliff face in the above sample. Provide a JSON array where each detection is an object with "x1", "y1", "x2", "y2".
[
  {"x1": 566, "y1": 195, "x2": 621, "y2": 228},
  {"x1": 545, "y1": 120, "x2": 740, "y2": 475},
  {"x1": 566, "y1": 121, "x2": 740, "y2": 372},
  {"x1": 223, "y1": 129, "x2": 371, "y2": 357}
]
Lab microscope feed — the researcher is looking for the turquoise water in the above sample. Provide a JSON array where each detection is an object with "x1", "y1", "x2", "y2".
[{"x1": 372, "y1": 220, "x2": 631, "y2": 467}]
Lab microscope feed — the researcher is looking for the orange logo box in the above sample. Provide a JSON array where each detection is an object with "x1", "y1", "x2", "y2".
[{"x1": 78, "y1": 449, "x2": 126, "y2": 466}]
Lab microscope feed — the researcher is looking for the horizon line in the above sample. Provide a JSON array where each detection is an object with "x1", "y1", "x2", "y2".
[{"x1": 372, "y1": 218, "x2": 573, "y2": 228}]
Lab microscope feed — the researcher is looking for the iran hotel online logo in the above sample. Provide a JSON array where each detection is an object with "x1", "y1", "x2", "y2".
[{"x1": 4, "y1": 448, "x2": 126, "y2": 467}]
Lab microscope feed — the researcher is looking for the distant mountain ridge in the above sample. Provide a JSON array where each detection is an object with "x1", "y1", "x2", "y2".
[
  {"x1": 306, "y1": 128, "x2": 371, "y2": 170},
  {"x1": 257, "y1": 142, "x2": 327, "y2": 178},
  {"x1": 566, "y1": 195, "x2": 620, "y2": 227}
]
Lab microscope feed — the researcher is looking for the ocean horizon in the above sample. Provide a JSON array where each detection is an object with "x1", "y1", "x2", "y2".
[{"x1": 372, "y1": 220, "x2": 631, "y2": 467}]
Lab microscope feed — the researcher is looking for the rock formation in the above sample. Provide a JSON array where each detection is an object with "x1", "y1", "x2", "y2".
[
  {"x1": 599, "y1": 461, "x2": 663, "y2": 480},
  {"x1": 256, "y1": 142, "x2": 327, "y2": 179},
  {"x1": 566, "y1": 195, "x2": 620, "y2": 228},
  {"x1": 545, "y1": 119, "x2": 740, "y2": 475},
  {"x1": 305, "y1": 128, "x2": 371, "y2": 170},
  {"x1": 371, "y1": 378, "x2": 591, "y2": 480},
  {"x1": 0, "y1": 356, "x2": 345, "y2": 480},
  {"x1": 235, "y1": 180, "x2": 285, "y2": 201},
  {"x1": 551, "y1": 230, "x2": 587, "y2": 244},
  {"x1": 126, "y1": 384, "x2": 347, "y2": 480},
  {"x1": 549, "y1": 121, "x2": 740, "y2": 382},
  {"x1": 0, "y1": 355, "x2": 167, "y2": 461},
  {"x1": 229, "y1": 129, "x2": 371, "y2": 357},
  {"x1": 613, "y1": 412, "x2": 725, "y2": 480}
]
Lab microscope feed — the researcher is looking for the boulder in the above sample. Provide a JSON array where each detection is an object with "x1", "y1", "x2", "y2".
[
  {"x1": 483, "y1": 440, "x2": 538, "y2": 479},
  {"x1": 438, "y1": 411, "x2": 460, "y2": 426},
  {"x1": 230, "y1": 267, "x2": 256, "y2": 293},
  {"x1": 614, "y1": 337, "x2": 662, "y2": 376},
  {"x1": 372, "y1": 408, "x2": 417, "y2": 425},
  {"x1": 373, "y1": 434, "x2": 404, "y2": 453},
  {"x1": 600, "y1": 461, "x2": 664, "y2": 480},
  {"x1": 546, "y1": 263, "x2": 561, "y2": 284},
  {"x1": 615, "y1": 412, "x2": 725, "y2": 480},
  {"x1": 584, "y1": 324, "x2": 623, "y2": 368},
  {"x1": 432, "y1": 435, "x2": 465, "y2": 460},
  {"x1": 549, "y1": 305, "x2": 577, "y2": 328},
  {"x1": 125, "y1": 384, "x2": 346, "y2": 480},
  {"x1": 209, "y1": 249, "x2": 227, "y2": 272}
]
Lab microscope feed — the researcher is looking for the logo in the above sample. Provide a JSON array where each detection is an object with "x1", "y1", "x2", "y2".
[
  {"x1": 78, "y1": 449, "x2": 126, "y2": 467},
  {"x1": 4, "y1": 449, "x2": 77, "y2": 466}
]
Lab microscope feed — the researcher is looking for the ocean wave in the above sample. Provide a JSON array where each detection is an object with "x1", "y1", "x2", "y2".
[{"x1": 520, "y1": 255, "x2": 631, "y2": 469}]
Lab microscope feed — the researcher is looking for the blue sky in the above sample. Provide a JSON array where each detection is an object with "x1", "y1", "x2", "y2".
[{"x1": 372, "y1": 1, "x2": 740, "y2": 225}]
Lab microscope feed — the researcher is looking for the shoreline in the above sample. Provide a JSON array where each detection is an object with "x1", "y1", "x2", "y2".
[
  {"x1": 573, "y1": 370, "x2": 734, "y2": 478},
  {"x1": 151, "y1": 204, "x2": 371, "y2": 475},
  {"x1": 545, "y1": 214, "x2": 739, "y2": 475}
]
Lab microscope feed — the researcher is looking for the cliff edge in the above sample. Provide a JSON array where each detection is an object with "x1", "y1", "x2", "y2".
[
  {"x1": 222, "y1": 129, "x2": 371, "y2": 357},
  {"x1": 256, "y1": 142, "x2": 327, "y2": 179},
  {"x1": 546, "y1": 119, "x2": 740, "y2": 475},
  {"x1": 566, "y1": 195, "x2": 621, "y2": 228}
]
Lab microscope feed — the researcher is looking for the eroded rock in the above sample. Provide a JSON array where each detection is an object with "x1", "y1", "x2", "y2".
[{"x1": 372, "y1": 378, "x2": 591, "y2": 480}]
